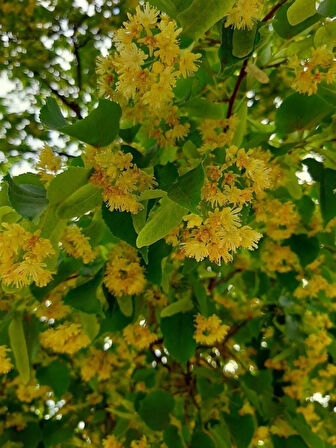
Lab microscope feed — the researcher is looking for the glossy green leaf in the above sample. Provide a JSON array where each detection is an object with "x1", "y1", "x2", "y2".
[
  {"x1": 40, "y1": 98, "x2": 121, "y2": 147},
  {"x1": 8, "y1": 313, "x2": 30, "y2": 384},
  {"x1": 63, "y1": 269, "x2": 103, "y2": 313},
  {"x1": 5, "y1": 174, "x2": 48, "y2": 220},
  {"x1": 318, "y1": 0, "x2": 336, "y2": 17},
  {"x1": 287, "y1": 234, "x2": 320, "y2": 267},
  {"x1": 275, "y1": 93, "x2": 332, "y2": 134},
  {"x1": 47, "y1": 167, "x2": 91, "y2": 204},
  {"x1": 181, "y1": 98, "x2": 227, "y2": 119},
  {"x1": 273, "y1": 3, "x2": 320, "y2": 39},
  {"x1": 36, "y1": 360, "x2": 70, "y2": 397},
  {"x1": 161, "y1": 297, "x2": 193, "y2": 318},
  {"x1": 168, "y1": 164, "x2": 204, "y2": 213},
  {"x1": 138, "y1": 390, "x2": 175, "y2": 431},
  {"x1": 102, "y1": 204, "x2": 138, "y2": 246},
  {"x1": 177, "y1": 0, "x2": 234, "y2": 41},
  {"x1": 136, "y1": 197, "x2": 187, "y2": 248},
  {"x1": 56, "y1": 183, "x2": 102, "y2": 219},
  {"x1": 161, "y1": 312, "x2": 196, "y2": 363},
  {"x1": 287, "y1": 0, "x2": 316, "y2": 26},
  {"x1": 232, "y1": 26, "x2": 257, "y2": 58}
]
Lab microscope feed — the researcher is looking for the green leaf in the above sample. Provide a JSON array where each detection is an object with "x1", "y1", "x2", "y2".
[
  {"x1": 177, "y1": 0, "x2": 234, "y2": 41},
  {"x1": 296, "y1": 195, "x2": 315, "y2": 226},
  {"x1": 136, "y1": 197, "x2": 187, "y2": 248},
  {"x1": 47, "y1": 167, "x2": 91, "y2": 204},
  {"x1": 285, "y1": 413, "x2": 325, "y2": 448},
  {"x1": 191, "y1": 431, "x2": 215, "y2": 448},
  {"x1": 232, "y1": 26, "x2": 257, "y2": 58},
  {"x1": 102, "y1": 204, "x2": 138, "y2": 247},
  {"x1": 0, "y1": 205, "x2": 20, "y2": 223},
  {"x1": 314, "y1": 21, "x2": 336, "y2": 48},
  {"x1": 80, "y1": 312, "x2": 100, "y2": 340},
  {"x1": 138, "y1": 390, "x2": 175, "y2": 431},
  {"x1": 56, "y1": 183, "x2": 102, "y2": 219},
  {"x1": 168, "y1": 164, "x2": 204, "y2": 213},
  {"x1": 42, "y1": 421, "x2": 72, "y2": 447},
  {"x1": 36, "y1": 360, "x2": 70, "y2": 397},
  {"x1": 181, "y1": 98, "x2": 227, "y2": 119},
  {"x1": 161, "y1": 312, "x2": 196, "y2": 363},
  {"x1": 117, "y1": 295, "x2": 133, "y2": 317},
  {"x1": 231, "y1": 101, "x2": 247, "y2": 146},
  {"x1": 287, "y1": 0, "x2": 316, "y2": 26},
  {"x1": 273, "y1": 2, "x2": 320, "y2": 39},
  {"x1": 40, "y1": 98, "x2": 121, "y2": 147},
  {"x1": 8, "y1": 313, "x2": 30, "y2": 384},
  {"x1": 272, "y1": 435, "x2": 308, "y2": 448},
  {"x1": 161, "y1": 297, "x2": 193, "y2": 318},
  {"x1": 286, "y1": 234, "x2": 320, "y2": 267},
  {"x1": 317, "y1": 0, "x2": 336, "y2": 17},
  {"x1": 63, "y1": 269, "x2": 103, "y2": 313},
  {"x1": 146, "y1": 240, "x2": 172, "y2": 285},
  {"x1": 164, "y1": 426, "x2": 184, "y2": 448},
  {"x1": 5, "y1": 174, "x2": 48, "y2": 220},
  {"x1": 225, "y1": 413, "x2": 254, "y2": 448},
  {"x1": 320, "y1": 168, "x2": 336, "y2": 224},
  {"x1": 275, "y1": 93, "x2": 332, "y2": 134}
]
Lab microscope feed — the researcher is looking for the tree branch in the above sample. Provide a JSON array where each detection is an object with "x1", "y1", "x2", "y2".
[
  {"x1": 226, "y1": 59, "x2": 248, "y2": 118},
  {"x1": 208, "y1": 268, "x2": 242, "y2": 292},
  {"x1": 34, "y1": 71, "x2": 82, "y2": 119},
  {"x1": 262, "y1": 0, "x2": 289, "y2": 23}
]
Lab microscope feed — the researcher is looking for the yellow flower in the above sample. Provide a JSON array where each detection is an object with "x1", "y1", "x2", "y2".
[
  {"x1": 61, "y1": 225, "x2": 96, "y2": 264},
  {"x1": 179, "y1": 50, "x2": 201, "y2": 78},
  {"x1": 104, "y1": 242, "x2": 146, "y2": 297},
  {"x1": 0, "y1": 345, "x2": 13, "y2": 374},
  {"x1": 123, "y1": 322, "x2": 157, "y2": 350},
  {"x1": 80, "y1": 347, "x2": 117, "y2": 382},
  {"x1": 103, "y1": 435, "x2": 123, "y2": 448},
  {"x1": 130, "y1": 436, "x2": 150, "y2": 448},
  {"x1": 40, "y1": 323, "x2": 90, "y2": 355},
  {"x1": 194, "y1": 314, "x2": 229, "y2": 345},
  {"x1": 0, "y1": 223, "x2": 54, "y2": 288},
  {"x1": 37, "y1": 146, "x2": 62, "y2": 183},
  {"x1": 225, "y1": 0, "x2": 263, "y2": 30}
]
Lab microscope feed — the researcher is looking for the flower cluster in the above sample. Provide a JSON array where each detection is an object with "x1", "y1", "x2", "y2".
[
  {"x1": 40, "y1": 323, "x2": 90, "y2": 355},
  {"x1": 198, "y1": 116, "x2": 239, "y2": 152},
  {"x1": 34, "y1": 279, "x2": 75, "y2": 321},
  {"x1": 0, "y1": 223, "x2": 54, "y2": 288},
  {"x1": 291, "y1": 46, "x2": 336, "y2": 96},
  {"x1": 194, "y1": 314, "x2": 229, "y2": 345},
  {"x1": 97, "y1": 3, "x2": 201, "y2": 147},
  {"x1": 80, "y1": 347, "x2": 117, "y2": 382},
  {"x1": 88, "y1": 146, "x2": 155, "y2": 214},
  {"x1": 123, "y1": 321, "x2": 157, "y2": 350},
  {"x1": 104, "y1": 241, "x2": 146, "y2": 297},
  {"x1": 37, "y1": 146, "x2": 62, "y2": 184},
  {"x1": 0, "y1": 345, "x2": 13, "y2": 374},
  {"x1": 61, "y1": 225, "x2": 97, "y2": 264},
  {"x1": 225, "y1": 0, "x2": 263, "y2": 30}
]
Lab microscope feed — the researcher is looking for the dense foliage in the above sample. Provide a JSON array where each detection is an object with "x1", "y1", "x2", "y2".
[{"x1": 1, "y1": 0, "x2": 336, "y2": 447}]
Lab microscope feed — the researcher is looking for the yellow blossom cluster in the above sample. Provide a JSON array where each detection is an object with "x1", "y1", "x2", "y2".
[
  {"x1": 97, "y1": 3, "x2": 201, "y2": 147},
  {"x1": 194, "y1": 314, "x2": 229, "y2": 345},
  {"x1": 261, "y1": 241, "x2": 299, "y2": 274},
  {"x1": 13, "y1": 378, "x2": 50, "y2": 403},
  {"x1": 254, "y1": 198, "x2": 300, "y2": 240},
  {"x1": 61, "y1": 225, "x2": 97, "y2": 264},
  {"x1": 104, "y1": 241, "x2": 146, "y2": 297},
  {"x1": 294, "y1": 274, "x2": 336, "y2": 299},
  {"x1": 103, "y1": 435, "x2": 123, "y2": 448},
  {"x1": 37, "y1": 146, "x2": 62, "y2": 184},
  {"x1": 123, "y1": 322, "x2": 157, "y2": 350},
  {"x1": 33, "y1": 279, "x2": 76, "y2": 321},
  {"x1": 291, "y1": 46, "x2": 336, "y2": 96},
  {"x1": 0, "y1": 223, "x2": 54, "y2": 288},
  {"x1": 80, "y1": 347, "x2": 117, "y2": 382},
  {"x1": 0, "y1": 345, "x2": 13, "y2": 374},
  {"x1": 88, "y1": 146, "x2": 155, "y2": 214},
  {"x1": 198, "y1": 116, "x2": 239, "y2": 152},
  {"x1": 40, "y1": 323, "x2": 90, "y2": 355},
  {"x1": 181, "y1": 208, "x2": 262, "y2": 264},
  {"x1": 225, "y1": 0, "x2": 264, "y2": 30}
]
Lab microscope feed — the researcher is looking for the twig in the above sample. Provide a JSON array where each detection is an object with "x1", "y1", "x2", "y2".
[
  {"x1": 34, "y1": 71, "x2": 82, "y2": 119},
  {"x1": 208, "y1": 268, "x2": 242, "y2": 292},
  {"x1": 262, "y1": 0, "x2": 289, "y2": 23},
  {"x1": 226, "y1": 59, "x2": 248, "y2": 118}
]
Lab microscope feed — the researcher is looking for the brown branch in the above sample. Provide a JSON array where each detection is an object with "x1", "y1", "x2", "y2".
[
  {"x1": 34, "y1": 71, "x2": 82, "y2": 119},
  {"x1": 226, "y1": 0, "x2": 289, "y2": 118},
  {"x1": 262, "y1": 0, "x2": 289, "y2": 22},
  {"x1": 226, "y1": 59, "x2": 248, "y2": 118},
  {"x1": 208, "y1": 268, "x2": 242, "y2": 292}
]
